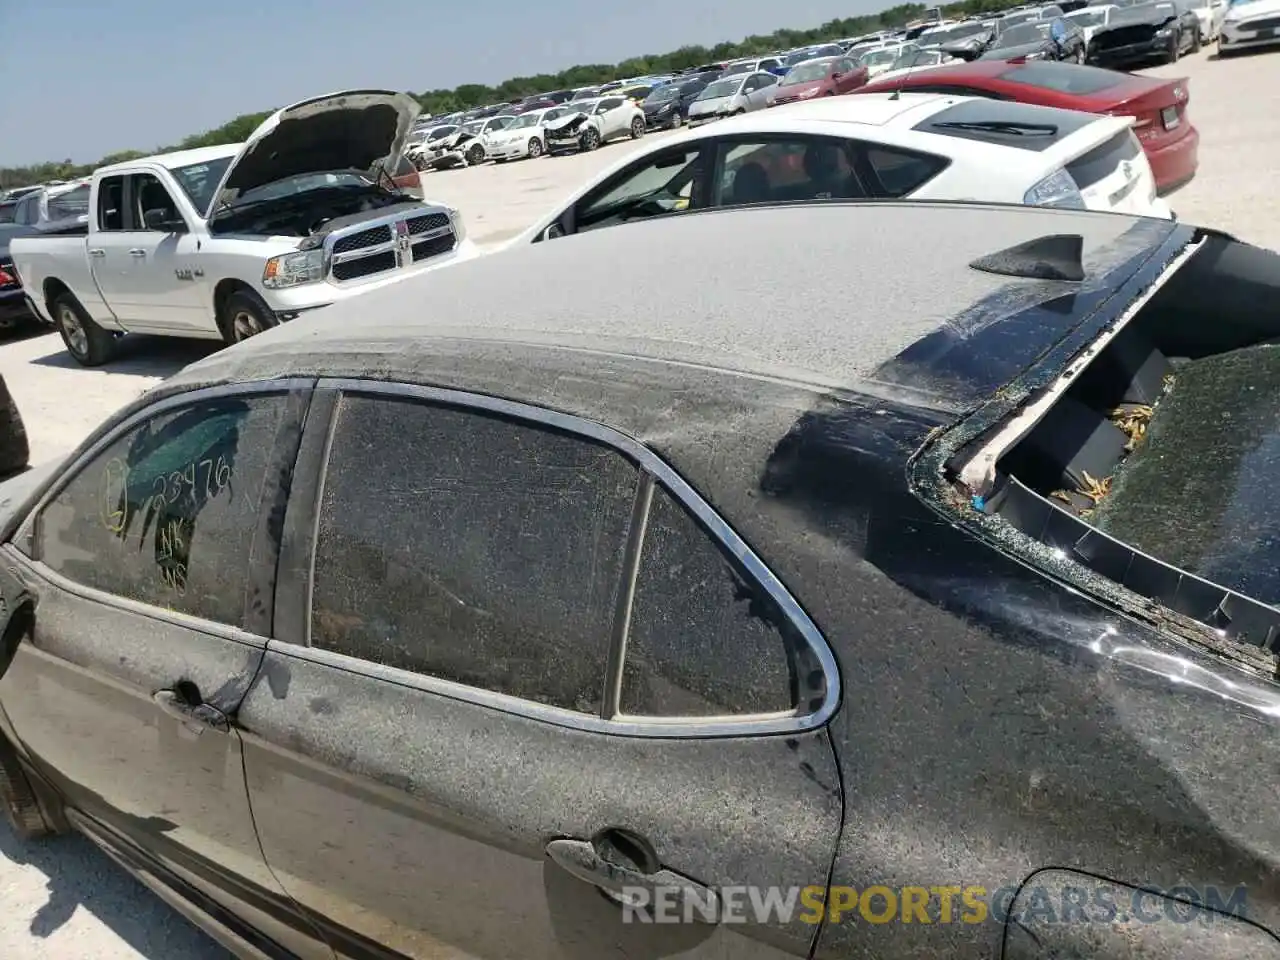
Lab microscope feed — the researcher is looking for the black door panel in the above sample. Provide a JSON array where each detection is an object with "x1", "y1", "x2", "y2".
[
  {"x1": 238, "y1": 651, "x2": 841, "y2": 959},
  {"x1": 0, "y1": 381, "x2": 331, "y2": 959}
]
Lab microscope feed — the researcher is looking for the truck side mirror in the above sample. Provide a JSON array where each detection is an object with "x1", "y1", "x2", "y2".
[{"x1": 144, "y1": 208, "x2": 187, "y2": 233}]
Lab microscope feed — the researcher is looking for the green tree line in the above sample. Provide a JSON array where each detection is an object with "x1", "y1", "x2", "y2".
[{"x1": 1, "y1": 0, "x2": 1020, "y2": 190}]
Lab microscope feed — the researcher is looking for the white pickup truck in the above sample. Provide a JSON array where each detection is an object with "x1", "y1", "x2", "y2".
[{"x1": 10, "y1": 89, "x2": 477, "y2": 366}]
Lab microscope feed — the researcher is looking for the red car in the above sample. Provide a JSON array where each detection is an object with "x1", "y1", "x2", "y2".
[
  {"x1": 856, "y1": 58, "x2": 1197, "y2": 193},
  {"x1": 770, "y1": 55, "x2": 870, "y2": 106}
]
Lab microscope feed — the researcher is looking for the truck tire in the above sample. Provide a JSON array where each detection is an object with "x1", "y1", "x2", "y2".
[
  {"x1": 51, "y1": 291, "x2": 116, "y2": 367},
  {"x1": 220, "y1": 289, "x2": 278, "y2": 345},
  {"x1": 0, "y1": 375, "x2": 29, "y2": 481}
]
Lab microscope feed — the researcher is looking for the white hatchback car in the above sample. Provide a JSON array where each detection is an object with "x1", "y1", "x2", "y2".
[{"x1": 511, "y1": 93, "x2": 1171, "y2": 247}]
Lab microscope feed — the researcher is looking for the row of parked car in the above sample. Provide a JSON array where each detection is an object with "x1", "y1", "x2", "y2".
[
  {"x1": 403, "y1": 0, "x2": 1254, "y2": 173},
  {"x1": 4, "y1": 80, "x2": 1280, "y2": 960}
]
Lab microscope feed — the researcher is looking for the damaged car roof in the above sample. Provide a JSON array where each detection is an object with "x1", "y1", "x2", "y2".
[{"x1": 168, "y1": 201, "x2": 1177, "y2": 405}]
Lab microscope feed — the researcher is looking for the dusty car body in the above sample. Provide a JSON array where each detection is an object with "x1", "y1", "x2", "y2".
[{"x1": 0, "y1": 201, "x2": 1279, "y2": 960}]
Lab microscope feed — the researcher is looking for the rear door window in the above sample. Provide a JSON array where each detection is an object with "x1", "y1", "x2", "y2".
[
  {"x1": 715, "y1": 137, "x2": 868, "y2": 205},
  {"x1": 97, "y1": 175, "x2": 126, "y2": 231},
  {"x1": 309, "y1": 394, "x2": 640, "y2": 714}
]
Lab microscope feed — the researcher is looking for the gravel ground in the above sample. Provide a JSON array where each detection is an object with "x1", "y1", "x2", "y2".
[{"x1": 0, "y1": 45, "x2": 1275, "y2": 960}]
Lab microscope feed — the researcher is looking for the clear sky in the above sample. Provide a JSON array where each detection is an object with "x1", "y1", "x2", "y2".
[{"x1": 1, "y1": 0, "x2": 885, "y2": 167}]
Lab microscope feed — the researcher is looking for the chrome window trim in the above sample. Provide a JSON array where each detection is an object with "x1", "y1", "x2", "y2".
[
  {"x1": 296, "y1": 378, "x2": 841, "y2": 740},
  {"x1": 20, "y1": 380, "x2": 302, "y2": 638}
]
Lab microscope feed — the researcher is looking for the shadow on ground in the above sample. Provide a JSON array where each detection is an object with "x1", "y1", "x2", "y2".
[
  {"x1": 0, "y1": 819, "x2": 229, "y2": 958},
  {"x1": 28, "y1": 336, "x2": 219, "y2": 377}
]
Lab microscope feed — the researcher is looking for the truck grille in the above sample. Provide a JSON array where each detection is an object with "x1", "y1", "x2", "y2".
[
  {"x1": 333, "y1": 252, "x2": 397, "y2": 282},
  {"x1": 333, "y1": 225, "x2": 393, "y2": 254},
  {"x1": 406, "y1": 213, "x2": 449, "y2": 235},
  {"x1": 325, "y1": 209, "x2": 457, "y2": 285}
]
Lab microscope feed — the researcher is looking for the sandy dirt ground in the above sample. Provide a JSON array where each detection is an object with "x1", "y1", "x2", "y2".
[{"x1": 0, "y1": 44, "x2": 1275, "y2": 960}]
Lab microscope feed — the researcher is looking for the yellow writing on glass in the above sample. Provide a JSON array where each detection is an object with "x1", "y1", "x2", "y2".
[
  {"x1": 99, "y1": 454, "x2": 233, "y2": 535},
  {"x1": 99, "y1": 457, "x2": 129, "y2": 534}
]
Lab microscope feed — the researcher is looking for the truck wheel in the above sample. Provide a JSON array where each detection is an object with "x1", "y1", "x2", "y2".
[
  {"x1": 51, "y1": 292, "x2": 115, "y2": 367},
  {"x1": 220, "y1": 289, "x2": 278, "y2": 345}
]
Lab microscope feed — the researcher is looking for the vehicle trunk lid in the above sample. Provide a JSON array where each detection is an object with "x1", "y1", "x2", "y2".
[
  {"x1": 1105, "y1": 76, "x2": 1191, "y2": 152},
  {"x1": 207, "y1": 89, "x2": 421, "y2": 216}
]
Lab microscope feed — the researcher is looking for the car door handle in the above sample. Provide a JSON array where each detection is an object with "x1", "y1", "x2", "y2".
[
  {"x1": 545, "y1": 837, "x2": 720, "y2": 922},
  {"x1": 152, "y1": 682, "x2": 230, "y2": 734},
  {"x1": 128, "y1": 248, "x2": 147, "y2": 258},
  {"x1": 88, "y1": 248, "x2": 106, "y2": 258}
]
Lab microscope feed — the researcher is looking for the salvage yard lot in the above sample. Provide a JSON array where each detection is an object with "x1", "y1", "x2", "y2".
[{"x1": 0, "y1": 46, "x2": 1276, "y2": 960}]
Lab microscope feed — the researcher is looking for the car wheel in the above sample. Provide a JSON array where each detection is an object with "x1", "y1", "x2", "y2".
[
  {"x1": 629, "y1": 116, "x2": 645, "y2": 139},
  {"x1": 0, "y1": 725, "x2": 55, "y2": 841},
  {"x1": 466, "y1": 143, "x2": 485, "y2": 165},
  {"x1": 670, "y1": 113, "x2": 683, "y2": 129},
  {"x1": 1168, "y1": 33, "x2": 1181, "y2": 61},
  {"x1": 528, "y1": 137, "x2": 543, "y2": 158},
  {"x1": 1191, "y1": 26, "x2": 1202, "y2": 51},
  {"x1": 1218, "y1": 38, "x2": 1232, "y2": 55},
  {"x1": 581, "y1": 127, "x2": 601, "y2": 151},
  {"x1": 51, "y1": 291, "x2": 115, "y2": 367},
  {"x1": 221, "y1": 288, "x2": 278, "y2": 346}
]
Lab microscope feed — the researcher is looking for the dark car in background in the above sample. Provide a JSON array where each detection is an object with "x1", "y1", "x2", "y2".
[
  {"x1": 979, "y1": 16, "x2": 1088, "y2": 60},
  {"x1": 1088, "y1": 0, "x2": 1202, "y2": 65},
  {"x1": 641, "y1": 78, "x2": 709, "y2": 128},
  {"x1": 0, "y1": 181, "x2": 90, "y2": 333},
  {"x1": 2, "y1": 201, "x2": 1280, "y2": 960}
]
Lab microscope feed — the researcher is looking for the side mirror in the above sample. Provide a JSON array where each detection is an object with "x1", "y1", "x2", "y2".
[
  {"x1": 540, "y1": 222, "x2": 566, "y2": 241},
  {"x1": 144, "y1": 208, "x2": 187, "y2": 233}
]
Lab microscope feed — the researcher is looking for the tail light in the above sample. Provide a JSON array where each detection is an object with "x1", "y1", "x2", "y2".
[{"x1": 0, "y1": 265, "x2": 16, "y2": 288}]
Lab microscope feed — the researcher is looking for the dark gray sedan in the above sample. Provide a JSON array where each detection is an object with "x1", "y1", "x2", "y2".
[{"x1": 0, "y1": 200, "x2": 1279, "y2": 960}]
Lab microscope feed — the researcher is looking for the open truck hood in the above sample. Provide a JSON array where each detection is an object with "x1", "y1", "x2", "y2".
[{"x1": 208, "y1": 90, "x2": 421, "y2": 214}]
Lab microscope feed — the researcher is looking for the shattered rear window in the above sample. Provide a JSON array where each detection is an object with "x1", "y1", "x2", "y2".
[{"x1": 1091, "y1": 344, "x2": 1280, "y2": 605}]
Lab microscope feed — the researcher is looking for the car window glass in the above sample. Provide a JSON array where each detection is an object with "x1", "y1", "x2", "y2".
[
  {"x1": 310, "y1": 395, "x2": 639, "y2": 714},
  {"x1": 15, "y1": 196, "x2": 37, "y2": 225},
  {"x1": 573, "y1": 147, "x2": 704, "y2": 233},
  {"x1": 47, "y1": 184, "x2": 90, "y2": 221},
  {"x1": 0, "y1": 202, "x2": 15, "y2": 225},
  {"x1": 36, "y1": 396, "x2": 288, "y2": 628},
  {"x1": 863, "y1": 145, "x2": 949, "y2": 197},
  {"x1": 598, "y1": 97, "x2": 624, "y2": 112},
  {"x1": 620, "y1": 486, "x2": 799, "y2": 717},
  {"x1": 717, "y1": 138, "x2": 866, "y2": 206},
  {"x1": 131, "y1": 173, "x2": 181, "y2": 230},
  {"x1": 96, "y1": 175, "x2": 126, "y2": 231}
]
